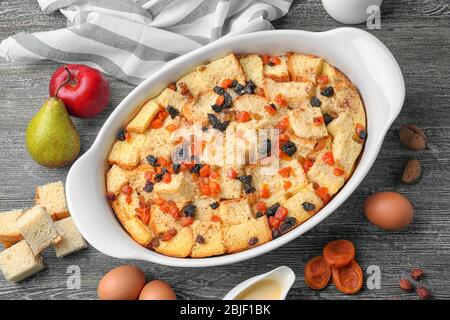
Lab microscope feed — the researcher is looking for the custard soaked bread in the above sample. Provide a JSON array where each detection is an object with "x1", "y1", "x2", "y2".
[{"x1": 106, "y1": 52, "x2": 366, "y2": 258}]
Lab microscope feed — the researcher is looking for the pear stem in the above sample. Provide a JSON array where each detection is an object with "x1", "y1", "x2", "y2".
[{"x1": 54, "y1": 65, "x2": 72, "y2": 97}]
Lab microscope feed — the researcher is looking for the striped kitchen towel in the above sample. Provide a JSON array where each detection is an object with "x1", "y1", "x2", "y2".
[{"x1": 0, "y1": 0, "x2": 293, "y2": 84}]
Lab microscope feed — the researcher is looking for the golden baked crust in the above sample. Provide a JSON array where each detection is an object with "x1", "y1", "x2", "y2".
[{"x1": 105, "y1": 52, "x2": 367, "y2": 258}]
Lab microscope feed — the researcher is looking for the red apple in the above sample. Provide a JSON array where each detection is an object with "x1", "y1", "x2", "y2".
[{"x1": 49, "y1": 64, "x2": 110, "y2": 118}]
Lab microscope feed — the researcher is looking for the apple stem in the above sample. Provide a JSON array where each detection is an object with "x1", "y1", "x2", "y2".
[{"x1": 54, "y1": 65, "x2": 72, "y2": 97}]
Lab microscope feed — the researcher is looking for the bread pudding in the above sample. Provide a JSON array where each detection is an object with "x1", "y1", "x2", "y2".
[{"x1": 105, "y1": 52, "x2": 366, "y2": 258}]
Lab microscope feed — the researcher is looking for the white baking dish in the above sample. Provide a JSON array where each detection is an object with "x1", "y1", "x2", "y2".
[{"x1": 66, "y1": 28, "x2": 404, "y2": 267}]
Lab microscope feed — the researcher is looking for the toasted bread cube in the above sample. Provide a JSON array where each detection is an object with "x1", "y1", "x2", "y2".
[
  {"x1": 287, "y1": 134, "x2": 317, "y2": 159},
  {"x1": 126, "y1": 100, "x2": 160, "y2": 133},
  {"x1": 53, "y1": 217, "x2": 87, "y2": 258},
  {"x1": 232, "y1": 94, "x2": 286, "y2": 127},
  {"x1": 246, "y1": 159, "x2": 308, "y2": 206},
  {"x1": 223, "y1": 216, "x2": 272, "y2": 253},
  {"x1": 288, "y1": 104, "x2": 328, "y2": 139},
  {"x1": 191, "y1": 221, "x2": 225, "y2": 258},
  {"x1": 218, "y1": 198, "x2": 253, "y2": 226},
  {"x1": 0, "y1": 209, "x2": 23, "y2": 243},
  {"x1": 192, "y1": 197, "x2": 220, "y2": 222},
  {"x1": 154, "y1": 172, "x2": 196, "y2": 205},
  {"x1": 16, "y1": 206, "x2": 61, "y2": 255},
  {"x1": 327, "y1": 112, "x2": 363, "y2": 176},
  {"x1": 139, "y1": 129, "x2": 174, "y2": 162},
  {"x1": 106, "y1": 165, "x2": 129, "y2": 195},
  {"x1": 126, "y1": 164, "x2": 155, "y2": 202},
  {"x1": 155, "y1": 88, "x2": 190, "y2": 113},
  {"x1": 282, "y1": 184, "x2": 323, "y2": 226},
  {"x1": 264, "y1": 56, "x2": 290, "y2": 82},
  {"x1": 0, "y1": 240, "x2": 44, "y2": 283},
  {"x1": 112, "y1": 192, "x2": 154, "y2": 246},
  {"x1": 306, "y1": 158, "x2": 345, "y2": 196},
  {"x1": 239, "y1": 54, "x2": 264, "y2": 87},
  {"x1": 177, "y1": 53, "x2": 246, "y2": 97},
  {"x1": 149, "y1": 206, "x2": 193, "y2": 257},
  {"x1": 264, "y1": 78, "x2": 315, "y2": 107},
  {"x1": 182, "y1": 90, "x2": 220, "y2": 124},
  {"x1": 108, "y1": 133, "x2": 146, "y2": 170},
  {"x1": 219, "y1": 166, "x2": 244, "y2": 199},
  {"x1": 287, "y1": 54, "x2": 324, "y2": 83},
  {"x1": 35, "y1": 181, "x2": 69, "y2": 220}
]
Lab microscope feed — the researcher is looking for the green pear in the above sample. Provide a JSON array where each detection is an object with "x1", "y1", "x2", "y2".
[{"x1": 26, "y1": 97, "x2": 80, "y2": 168}]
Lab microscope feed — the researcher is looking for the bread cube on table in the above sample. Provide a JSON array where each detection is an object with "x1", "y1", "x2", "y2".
[
  {"x1": 35, "y1": 181, "x2": 70, "y2": 220},
  {"x1": 16, "y1": 205, "x2": 61, "y2": 255},
  {"x1": 53, "y1": 217, "x2": 87, "y2": 258},
  {"x1": 0, "y1": 240, "x2": 44, "y2": 283},
  {"x1": 0, "y1": 209, "x2": 23, "y2": 244}
]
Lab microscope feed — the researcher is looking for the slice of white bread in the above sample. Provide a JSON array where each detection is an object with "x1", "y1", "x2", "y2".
[
  {"x1": 126, "y1": 100, "x2": 160, "y2": 134},
  {"x1": 223, "y1": 216, "x2": 272, "y2": 253},
  {"x1": 148, "y1": 206, "x2": 194, "y2": 258},
  {"x1": 106, "y1": 164, "x2": 129, "y2": 195},
  {"x1": 282, "y1": 183, "x2": 323, "y2": 226},
  {"x1": 153, "y1": 171, "x2": 196, "y2": 205},
  {"x1": 191, "y1": 220, "x2": 225, "y2": 258},
  {"x1": 264, "y1": 78, "x2": 315, "y2": 107},
  {"x1": 53, "y1": 217, "x2": 87, "y2": 258},
  {"x1": 16, "y1": 206, "x2": 62, "y2": 255},
  {"x1": 35, "y1": 181, "x2": 70, "y2": 220},
  {"x1": 287, "y1": 53, "x2": 324, "y2": 83},
  {"x1": 177, "y1": 53, "x2": 246, "y2": 97},
  {"x1": 327, "y1": 112, "x2": 363, "y2": 177},
  {"x1": 218, "y1": 198, "x2": 253, "y2": 226},
  {"x1": 288, "y1": 104, "x2": 328, "y2": 139},
  {"x1": 0, "y1": 209, "x2": 23, "y2": 243},
  {"x1": 108, "y1": 132, "x2": 146, "y2": 170},
  {"x1": 111, "y1": 192, "x2": 154, "y2": 247},
  {"x1": 0, "y1": 240, "x2": 44, "y2": 283},
  {"x1": 263, "y1": 56, "x2": 290, "y2": 82},
  {"x1": 239, "y1": 54, "x2": 264, "y2": 87}
]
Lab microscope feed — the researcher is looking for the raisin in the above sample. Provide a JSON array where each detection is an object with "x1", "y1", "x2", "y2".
[
  {"x1": 207, "y1": 114, "x2": 229, "y2": 132},
  {"x1": 182, "y1": 204, "x2": 197, "y2": 217},
  {"x1": 359, "y1": 130, "x2": 367, "y2": 140},
  {"x1": 143, "y1": 181, "x2": 154, "y2": 193},
  {"x1": 234, "y1": 83, "x2": 246, "y2": 95},
  {"x1": 154, "y1": 173, "x2": 163, "y2": 182},
  {"x1": 106, "y1": 193, "x2": 116, "y2": 201},
  {"x1": 213, "y1": 86, "x2": 225, "y2": 95},
  {"x1": 196, "y1": 235, "x2": 205, "y2": 244},
  {"x1": 117, "y1": 128, "x2": 127, "y2": 141},
  {"x1": 248, "y1": 237, "x2": 259, "y2": 246},
  {"x1": 172, "y1": 163, "x2": 181, "y2": 174},
  {"x1": 211, "y1": 104, "x2": 223, "y2": 113},
  {"x1": 302, "y1": 202, "x2": 315, "y2": 212},
  {"x1": 279, "y1": 220, "x2": 295, "y2": 234},
  {"x1": 255, "y1": 211, "x2": 263, "y2": 218},
  {"x1": 272, "y1": 228, "x2": 282, "y2": 239},
  {"x1": 310, "y1": 96, "x2": 322, "y2": 107},
  {"x1": 284, "y1": 216, "x2": 297, "y2": 226},
  {"x1": 151, "y1": 238, "x2": 160, "y2": 248},
  {"x1": 190, "y1": 163, "x2": 204, "y2": 174},
  {"x1": 201, "y1": 126, "x2": 208, "y2": 132},
  {"x1": 166, "y1": 105, "x2": 179, "y2": 118},
  {"x1": 266, "y1": 203, "x2": 280, "y2": 217},
  {"x1": 146, "y1": 155, "x2": 160, "y2": 167},
  {"x1": 268, "y1": 61, "x2": 275, "y2": 67},
  {"x1": 323, "y1": 113, "x2": 334, "y2": 125},
  {"x1": 222, "y1": 91, "x2": 232, "y2": 109},
  {"x1": 281, "y1": 141, "x2": 297, "y2": 156},
  {"x1": 245, "y1": 80, "x2": 256, "y2": 94},
  {"x1": 231, "y1": 79, "x2": 238, "y2": 88},
  {"x1": 209, "y1": 201, "x2": 219, "y2": 209},
  {"x1": 244, "y1": 184, "x2": 256, "y2": 194},
  {"x1": 238, "y1": 175, "x2": 253, "y2": 185},
  {"x1": 321, "y1": 86, "x2": 334, "y2": 97}
]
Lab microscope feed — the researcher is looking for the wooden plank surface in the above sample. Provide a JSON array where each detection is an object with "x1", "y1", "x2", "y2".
[{"x1": 0, "y1": 0, "x2": 449, "y2": 300}]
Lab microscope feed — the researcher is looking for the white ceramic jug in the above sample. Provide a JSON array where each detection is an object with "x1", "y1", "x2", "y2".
[{"x1": 322, "y1": 0, "x2": 383, "y2": 25}]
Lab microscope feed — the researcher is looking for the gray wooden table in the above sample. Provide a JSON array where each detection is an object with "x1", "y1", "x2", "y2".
[{"x1": 0, "y1": 0, "x2": 449, "y2": 300}]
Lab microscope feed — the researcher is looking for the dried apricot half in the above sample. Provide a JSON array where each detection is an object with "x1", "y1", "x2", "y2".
[
  {"x1": 304, "y1": 256, "x2": 331, "y2": 290},
  {"x1": 332, "y1": 260, "x2": 363, "y2": 294},
  {"x1": 323, "y1": 239, "x2": 355, "y2": 268}
]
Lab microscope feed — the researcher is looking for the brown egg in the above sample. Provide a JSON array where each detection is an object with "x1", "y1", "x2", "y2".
[
  {"x1": 139, "y1": 280, "x2": 177, "y2": 300},
  {"x1": 364, "y1": 192, "x2": 414, "y2": 230},
  {"x1": 98, "y1": 265, "x2": 146, "y2": 300}
]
